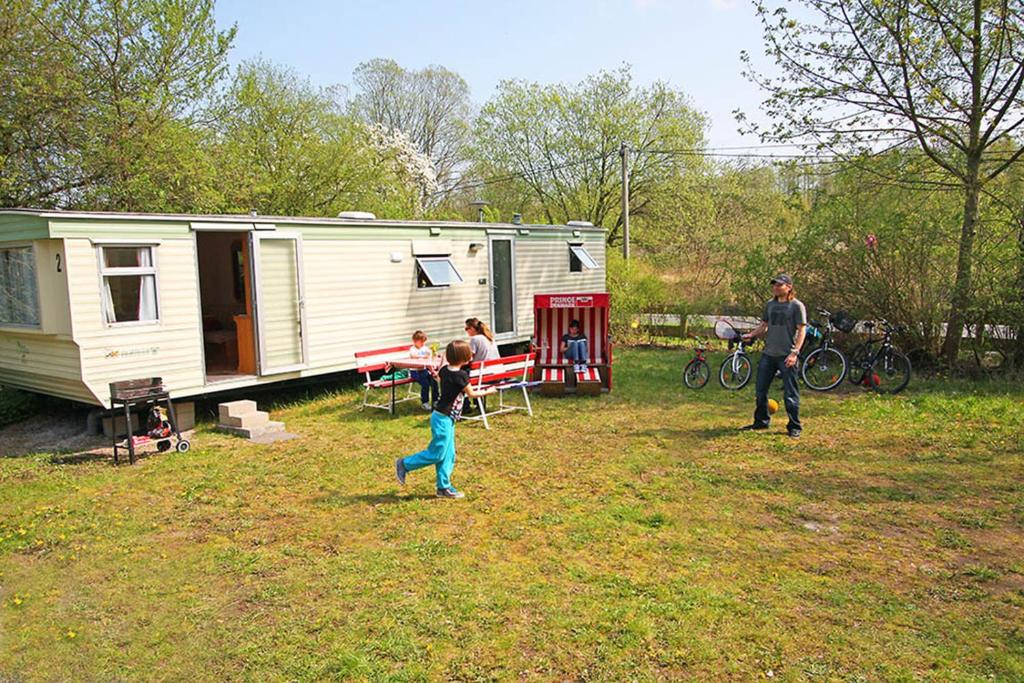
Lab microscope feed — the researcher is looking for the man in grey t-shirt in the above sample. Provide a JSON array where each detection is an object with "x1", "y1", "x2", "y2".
[{"x1": 740, "y1": 274, "x2": 807, "y2": 437}]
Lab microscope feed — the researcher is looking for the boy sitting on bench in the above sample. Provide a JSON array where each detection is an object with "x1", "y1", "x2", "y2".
[{"x1": 560, "y1": 319, "x2": 588, "y2": 373}]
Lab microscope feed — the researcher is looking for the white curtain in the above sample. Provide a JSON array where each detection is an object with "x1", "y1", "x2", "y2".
[
  {"x1": 103, "y1": 278, "x2": 117, "y2": 323},
  {"x1": 0, "y1": 248, "x2": 39, "y2": 325},
  {"x1": 138, "y1": 274, "x2": 157, "y2": 321}
]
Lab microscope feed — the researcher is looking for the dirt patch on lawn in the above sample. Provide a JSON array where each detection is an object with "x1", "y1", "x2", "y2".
[{"x1": 0, "y1": 411, "x2": 107, "y2": 458}]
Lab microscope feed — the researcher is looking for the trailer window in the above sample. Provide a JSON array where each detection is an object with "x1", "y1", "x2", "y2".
[
  {"x1": 0, "y1": 246, "x2": 40, "y2": 327},
  {"x1": 416, "y1": 257, "x2": 463, "y2": 288},
  {"x1": 99, "y1": 246, "x2": 159, "y2": 325},
  {"x1": 569, "y1": 245, "x2": 598, "y2": 272}
]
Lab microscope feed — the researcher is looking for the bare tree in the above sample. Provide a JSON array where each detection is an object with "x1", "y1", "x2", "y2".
[
  {"x1": 741, "y1": 0, "x2": 1024, "y2": 366},
  {"x1": 351, "y1": 58, "x2": 471, "y2": 192}
]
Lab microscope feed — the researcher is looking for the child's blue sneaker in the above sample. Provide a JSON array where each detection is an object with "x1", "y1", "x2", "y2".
[
  {"x1": 395, "y1": 458, "x2": 407, "y2": 486},
  {"x1": 436, "y1": 487, "x2": 465, "y2": 499}
]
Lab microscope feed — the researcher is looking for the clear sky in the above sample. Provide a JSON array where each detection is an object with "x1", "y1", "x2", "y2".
[{"x1": 213, "y1": 0, "x2": 771, "y2": 149}]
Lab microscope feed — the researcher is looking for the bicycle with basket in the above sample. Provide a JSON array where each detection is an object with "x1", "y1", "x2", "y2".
[{"x1": 715, "y1": 319, "x2": 757, "y2": 390}]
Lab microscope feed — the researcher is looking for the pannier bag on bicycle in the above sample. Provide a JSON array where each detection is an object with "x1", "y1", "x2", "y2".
[{"x1": 829, "y1": 310, "x2": 857, "y2": 334}]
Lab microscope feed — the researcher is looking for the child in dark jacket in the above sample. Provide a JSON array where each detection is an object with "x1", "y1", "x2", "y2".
[{"x1": 395, "y1": 340, "x2": 494, "y2": 499}]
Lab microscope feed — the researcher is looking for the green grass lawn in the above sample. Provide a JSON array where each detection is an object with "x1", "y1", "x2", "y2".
[{"x1": 2, "y1": 347, "x2": 1023, "y2": 681}]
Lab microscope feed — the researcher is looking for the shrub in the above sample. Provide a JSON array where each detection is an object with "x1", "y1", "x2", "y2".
[
  {"x1": 605, "y1": 253, "x2": 671, "y2": 344},
  {"x1": 0, "y1": 386, "x2": 41, "y2": 428}
]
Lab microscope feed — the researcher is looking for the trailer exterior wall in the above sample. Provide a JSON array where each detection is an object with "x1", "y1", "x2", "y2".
[
  {"x1": 0, "y1": 211, "x2": 607, "y2": 408},
  {"x1": 62, "y1": 220, "x2": 498, "y2": 406},
  {"x1": 0, "y1": 228, "x2": 90, "y2": 402},
  {"x1": 64, "y1": 236, "x2": 206, "y2": 406},
  {"x1": 514, "y1": 232, "x2": 606, "y2": 336}
]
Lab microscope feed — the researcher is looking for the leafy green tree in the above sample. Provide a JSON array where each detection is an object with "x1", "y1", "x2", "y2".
[
  {"x1": 0, "y1": 0, "x2": 88, "y2": 206},
  {"x1": 743, "y1": 0, "x2": 1024, "y2": 366},
  {"x1": 214, "y1": 59, "x2": 434, "y2": 218},
  {"x1": 472, "y1": 66, "x2": 707, "y2": 242},
  {"x1": 0, "y1": 0, "x2": 235, "y2": 210},
  {"x1": 643, "y1": 163, "x2": 803, "y2": 308}
]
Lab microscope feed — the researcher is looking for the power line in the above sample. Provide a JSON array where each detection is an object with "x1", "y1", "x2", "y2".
[
  {"x1": 431, "y1": 152, "x2": 614, "y2": 197},
  {"x1": 435, "y1": 142, "x2": 1024, "y2": 196}
]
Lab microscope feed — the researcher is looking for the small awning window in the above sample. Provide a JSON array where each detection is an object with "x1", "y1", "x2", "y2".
[
  {"x1": 416, "y1": 257, "x2": 463, "y2": 287},
  {"x1": 569, "y1": 245, "x2": 598, "y2": 271}
]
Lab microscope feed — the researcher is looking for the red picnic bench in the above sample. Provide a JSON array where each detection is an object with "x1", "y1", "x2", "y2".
[
  {"x1": 354, "y1": 345, "x2": 427, "y2": 414},
  {"x1": 462, "y1": 352, "x2": 537, "y2": 430}
]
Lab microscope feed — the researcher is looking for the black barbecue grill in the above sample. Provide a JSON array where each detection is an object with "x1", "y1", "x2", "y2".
[{"x1": 108, "y1": 377, "x2": 190, "y2": 464}]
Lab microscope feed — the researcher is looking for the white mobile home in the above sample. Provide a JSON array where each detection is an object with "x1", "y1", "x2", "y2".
[{"x1": 0, "y1": 209, "x2": 606, "y2": 408}]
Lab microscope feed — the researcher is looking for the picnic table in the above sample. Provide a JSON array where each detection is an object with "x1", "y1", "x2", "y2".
[
  {"x1": 386, "y1": 357, "x2": 441, "y2": 416},
  {"x1": 385, "y1": 356, "x2": 502, "y2": 417}
]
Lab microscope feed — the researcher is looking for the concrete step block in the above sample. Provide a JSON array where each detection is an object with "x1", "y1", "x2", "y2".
[
  {"x1": 102, "y1": 412, "x2": 140, "y2": 438},
  {"x1": 217, "y1": 420, "x2": 287, "y2": 440},
  {"x1": 172, "y1": 401, "x2": 195, "y2": 431},
  {"x1": 218, "y1": 400, "x2": 258, "y2": 422},
  {"x1": 217, "y1": 424, "x2": 260, "y2": 439},
  {"x1": 220, "y1": 411, "x2": 269, "y2": 429}
]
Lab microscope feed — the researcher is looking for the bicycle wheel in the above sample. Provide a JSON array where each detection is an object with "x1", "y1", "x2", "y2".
[
  {"x1": 683, "y1": 358, "x2": 710, "y2": 389},
  {"x1": 801, "y1": 347, "x2": 848, "y2": 391},
  {"x1": 847, "y1": 342, "x2": 872, "y2": 385},
  {"x1": 719, "y1": 353, "x2": 752, "y2": 390},
  {"x1": 868, "y1": 349, "x2": 912, "y2": 394}
]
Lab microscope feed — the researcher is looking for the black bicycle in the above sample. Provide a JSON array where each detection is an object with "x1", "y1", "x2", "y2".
[
  {"x1": 682, "y1": 337, "x2": 711, "y2": 389},
  {"x1": 848, "y1": 319, "x2": 912, "y2": 393},
  {"x1": 847, "y1": 320, "x2": 880, "y2": 385},
  {"x1": 800, "y1": 309, "x2": 849, "y2": 391}
]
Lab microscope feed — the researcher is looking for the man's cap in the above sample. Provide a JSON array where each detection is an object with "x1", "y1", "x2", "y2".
[{"x1": 770, "y1": 273, "x2": 793, "y2": 285}]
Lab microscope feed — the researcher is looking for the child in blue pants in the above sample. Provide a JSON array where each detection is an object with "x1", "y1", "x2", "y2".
[
  {"x1": 408, "y1": 330, "x2": 438, "y2": 410},
  {"x1": 560, "y1": 319, "x2": 589, "y2": 373},
  {"x1": 395, "y1": 339, "x2": 493, "y2": 499}
]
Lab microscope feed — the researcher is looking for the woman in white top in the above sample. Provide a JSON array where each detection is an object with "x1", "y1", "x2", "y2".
[
  {"x1": 464, "y1": 317, "x2": 499, "y2": 413},
  {"x1": 465, "y1": 318, "x2": 500, "y2": 362}
]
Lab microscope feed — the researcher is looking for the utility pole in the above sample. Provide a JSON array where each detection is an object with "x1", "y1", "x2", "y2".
[{"x1": 619, "y1": 141, "x2": 630, "y2": 260}]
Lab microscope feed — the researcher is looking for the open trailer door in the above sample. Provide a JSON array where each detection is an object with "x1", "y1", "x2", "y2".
[{"x1": 251, "y1": 232, "x2": 308, "y2": 375}]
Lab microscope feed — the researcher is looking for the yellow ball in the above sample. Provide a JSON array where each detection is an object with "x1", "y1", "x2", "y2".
[{"x1": 767, "y1": 398, "x2": 779, "y2": 414}]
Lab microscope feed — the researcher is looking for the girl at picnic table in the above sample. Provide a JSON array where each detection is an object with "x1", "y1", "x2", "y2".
[
  {"x1": 395, "y1": 340, "x2": 493, "y2": 499},
  {"x1": 408, "y1": 330, "x2": 439, "y2": 411}
]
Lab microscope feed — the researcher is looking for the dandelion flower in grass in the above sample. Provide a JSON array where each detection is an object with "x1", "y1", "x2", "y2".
[{"x1": 65, "y1": 630, "x2": 77, "y2": 640}]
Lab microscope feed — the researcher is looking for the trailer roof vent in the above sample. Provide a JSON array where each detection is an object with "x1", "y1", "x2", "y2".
[
  {"x1": 338, "y1": 211, "x2": 376, "y2": 220},
  {"x1": 566, "y1": 220, "x2": 593, "y2": 227}
]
